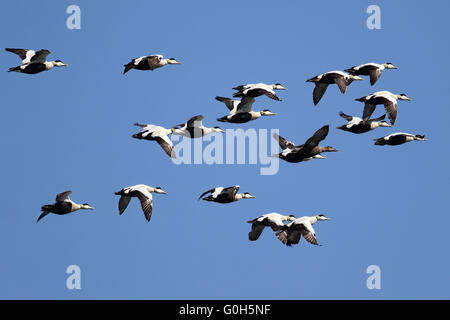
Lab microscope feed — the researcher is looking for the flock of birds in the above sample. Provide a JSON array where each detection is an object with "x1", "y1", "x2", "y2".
[{"x1": 6, "y1": 48, "x2": 426, "y2": 247}]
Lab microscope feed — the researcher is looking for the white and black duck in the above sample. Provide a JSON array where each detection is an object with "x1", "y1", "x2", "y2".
[
  {"x1": 273, "y1": 125, "x2": 338, "y2": 163},
  {"x1": 38, "y1": 191, "x2": 93, "y2": 222},
  {"x1": 132, "y1": 123, "x2": 175, "y2": 158},
  {"x1": 374, "y1": 133, "x2": 427, "y2": 146},
  {"x1": 115, "y1": 184, "x2": 167, "y2": 222},
  {"x1": 355, "y1": 91, "x2": 411, "y2": 125},
  {"x1": 172, "y1": 115, "x2": 224, "y2": 138},
  {"x1": 6, "y1": 48, "x2": 67, "y2": 74},
  {"x1": 345, "y1": 62, "x2": 398, "y2": 85},
  {"x1": 198, "y1": 185, "x2": 255, "y2": 204},
  {"x1": 123, "y1": 54, "x2": 181, "y2": 74},
  {"x1": 232, "y1": 83, "x2": 286, "y2": 101},
  {"x1": 337, "y1": 112, "x2": 391, "y2": 134},
  {"x1": 215, "y1": 96, "x2": 276, "y2": 123},
  {"x1": 306, "y1": 71, "x2": 363, "y2": 105},
  {"x1": 276, "y1": 214, "x2": 330, "y2": 247},
  {"x1": 247, "y1": 213, "x2": 296, "y2": 241}
]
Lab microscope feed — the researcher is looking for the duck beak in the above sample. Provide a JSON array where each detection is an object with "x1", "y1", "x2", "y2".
[{"x1": 353, "y1": 76, "x2": 364, "y2": 80}]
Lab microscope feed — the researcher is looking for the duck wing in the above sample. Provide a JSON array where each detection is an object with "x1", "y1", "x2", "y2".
[
  {"x1": 215, "y1": 96, "x2": 239, "y2": 112},
  {"x1": 302, "y1": 125, "x2": 329, "y2": 152},
  {"x1": 235, "y1": 97, "x2": 255, "y2": 113},
  {"x1": 339, "y1": 112, "x2": 354, "y2": 122},
  {"x1": 369, "y1": 68, "x2": 383, "y2": 86},
  {"x1": 313, "y1": 83, "x2": 328, "y2": 105},
  {"x1": 5, "y1": 48, "x2": 36, "y2": 64},
  {"x1": 383, "y1": 100, "x2": 397, "y2": 125},
  {"x1": 198, "y1": 187, "x2": 223, "y2": 200},
  {"x1": 118, "y1": 196, "x2": 131, "y2": 215},
  {"x1": 29, "y1": 49, "x2": 50, "y2": 64},
  {"x1": 135, "y1": 188, "x2": 153, "y2": 221},
  {"x1": 186, "y1": 115, "x2": 204, "y2": 128},
  {"x1": 248, "y1": 222, "x2": 265, "y2": 241},
  {"x1": 273, "y1": 133, "x2": 296, "y2": 150},
  {"x1": 154, "y1": 135, "x2": 175, "y2": 158},
  {"x1": 297, "y1": 220, "x2": 319, "y2": 246},
  {"x1": 147, "y1": 55, "x2": 162, "y2": 70},
  {"x1": 362, "y1": 104, "x2": 376, "y2": 122},
  {"x1": 56, "y1": 190, "x2": 72, "y2": 202},
  {"x1": 334, "y1": 76, "x2": 348, "y2": 94}
]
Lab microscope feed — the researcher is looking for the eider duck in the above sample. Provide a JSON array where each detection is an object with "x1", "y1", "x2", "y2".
[
  {"x1": 306, "y1": 71, "x2": 363, "y2": 105},
  {"x1": 276, "y1": 214, "x2": 330, "y2": 247},
  {"x1": 132, "y1": 123, "x2": 175, "y2": 158},
  {"x1": 198, "y1": 185, "x2": 255, "y2": 204},
  {"x1": 172, "y1": 115, "x2": 224, "y2": 138},
  {"x1": 337, "y1": 112, "x2": 391, "y2": 134},
  {"x1": 123, "y1": 54, "x2": 181, "y2": 74},
  {"x1": 273, "y1": 125, "x2": 338, "y2": 163},
  {"x1": 115, "y1": 184, "x2": 167, "y2": 222},
  {"x1": 232, "y1": 83, "x2": 287, "y2": 101},
  {"x1": 247, "y1": 213, "x2": 296, "y2": 241},
  {"x1": 38, "y1": 191, "x2": 93, "y2": 222},
  {"x1": 6, "y1": 48, "x2": 67, "y2": 74},
  {"x1": 374, "y1": 133, "x2": 427, "y2": 146},
  {"x1": 345, "y1": 62, "x2": 398, "y2": 86},
  {"x1": 355, "y1": 91, "x2": 411, "y2": 125},
  {"x1": 215, "y1": 96, "x2": 276, "y2": 123}
]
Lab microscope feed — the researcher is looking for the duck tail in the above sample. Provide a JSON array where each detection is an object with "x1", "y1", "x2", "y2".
[
  {"x1": 37, "y1": 205, "x2": 52, "y2": 223},
  {"x1": 8, "y1": 66, "x2": 21, "y2": 72},
  {"x1": 123, "y1": 64, "x2": 134, "y2": 74},
  {"x1": 344, "y1": 67, "x2": 356, "y2": 74}
]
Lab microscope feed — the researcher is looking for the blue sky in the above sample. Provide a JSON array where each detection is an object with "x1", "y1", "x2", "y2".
[{"x1": 0, "y1": 0, "x2": 449, "y2": 299}]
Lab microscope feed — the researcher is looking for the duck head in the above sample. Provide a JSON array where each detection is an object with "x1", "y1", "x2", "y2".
[
  {"x1": 52, "y1": 60, "x2": 68, "y2": 67},
  {"x1": 153, "y1": 186, "x2": 167, "y2": 194},
  {"x1": 260, "y1": 109, "x2": 276, "y2": 116},
  {"x1": 383, "y1": 62, "x2": 398, "y2": 69},
  {"x1": 414, "y1": 135, "x2": 427, "y2": 141},
  {"x1": 80, "y1": 203, "x2": 94, "y2": 210},
  {"x1": 397, "y1": 93, "x2": 411, "y2": 101},
  {"x1": 349, "y1": 75, "x2": 364, "y2": 81},
  {"x1": 167, "y1": 58, "x2": 181, "y2": 64},
  {"x1": 212, "y1": 126, "x2": 225, "y2": 133},
  {"x1": 315, "y1": 214, "x2": 330, "y2": 221},
  {"x1": 322, "y1": 146, "x2": 338, "y2": 152},
  {"x1": 272, "y1": 83, "x2": 287, "y2": 90},
  {"x1": 378, "y1": 121, "x2": 392, "y2": 128}
]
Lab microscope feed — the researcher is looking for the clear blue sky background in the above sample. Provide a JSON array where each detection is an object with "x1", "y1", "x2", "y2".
[{"x1": 0, "y1": 0, "x2": 448, "y2": 299}]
